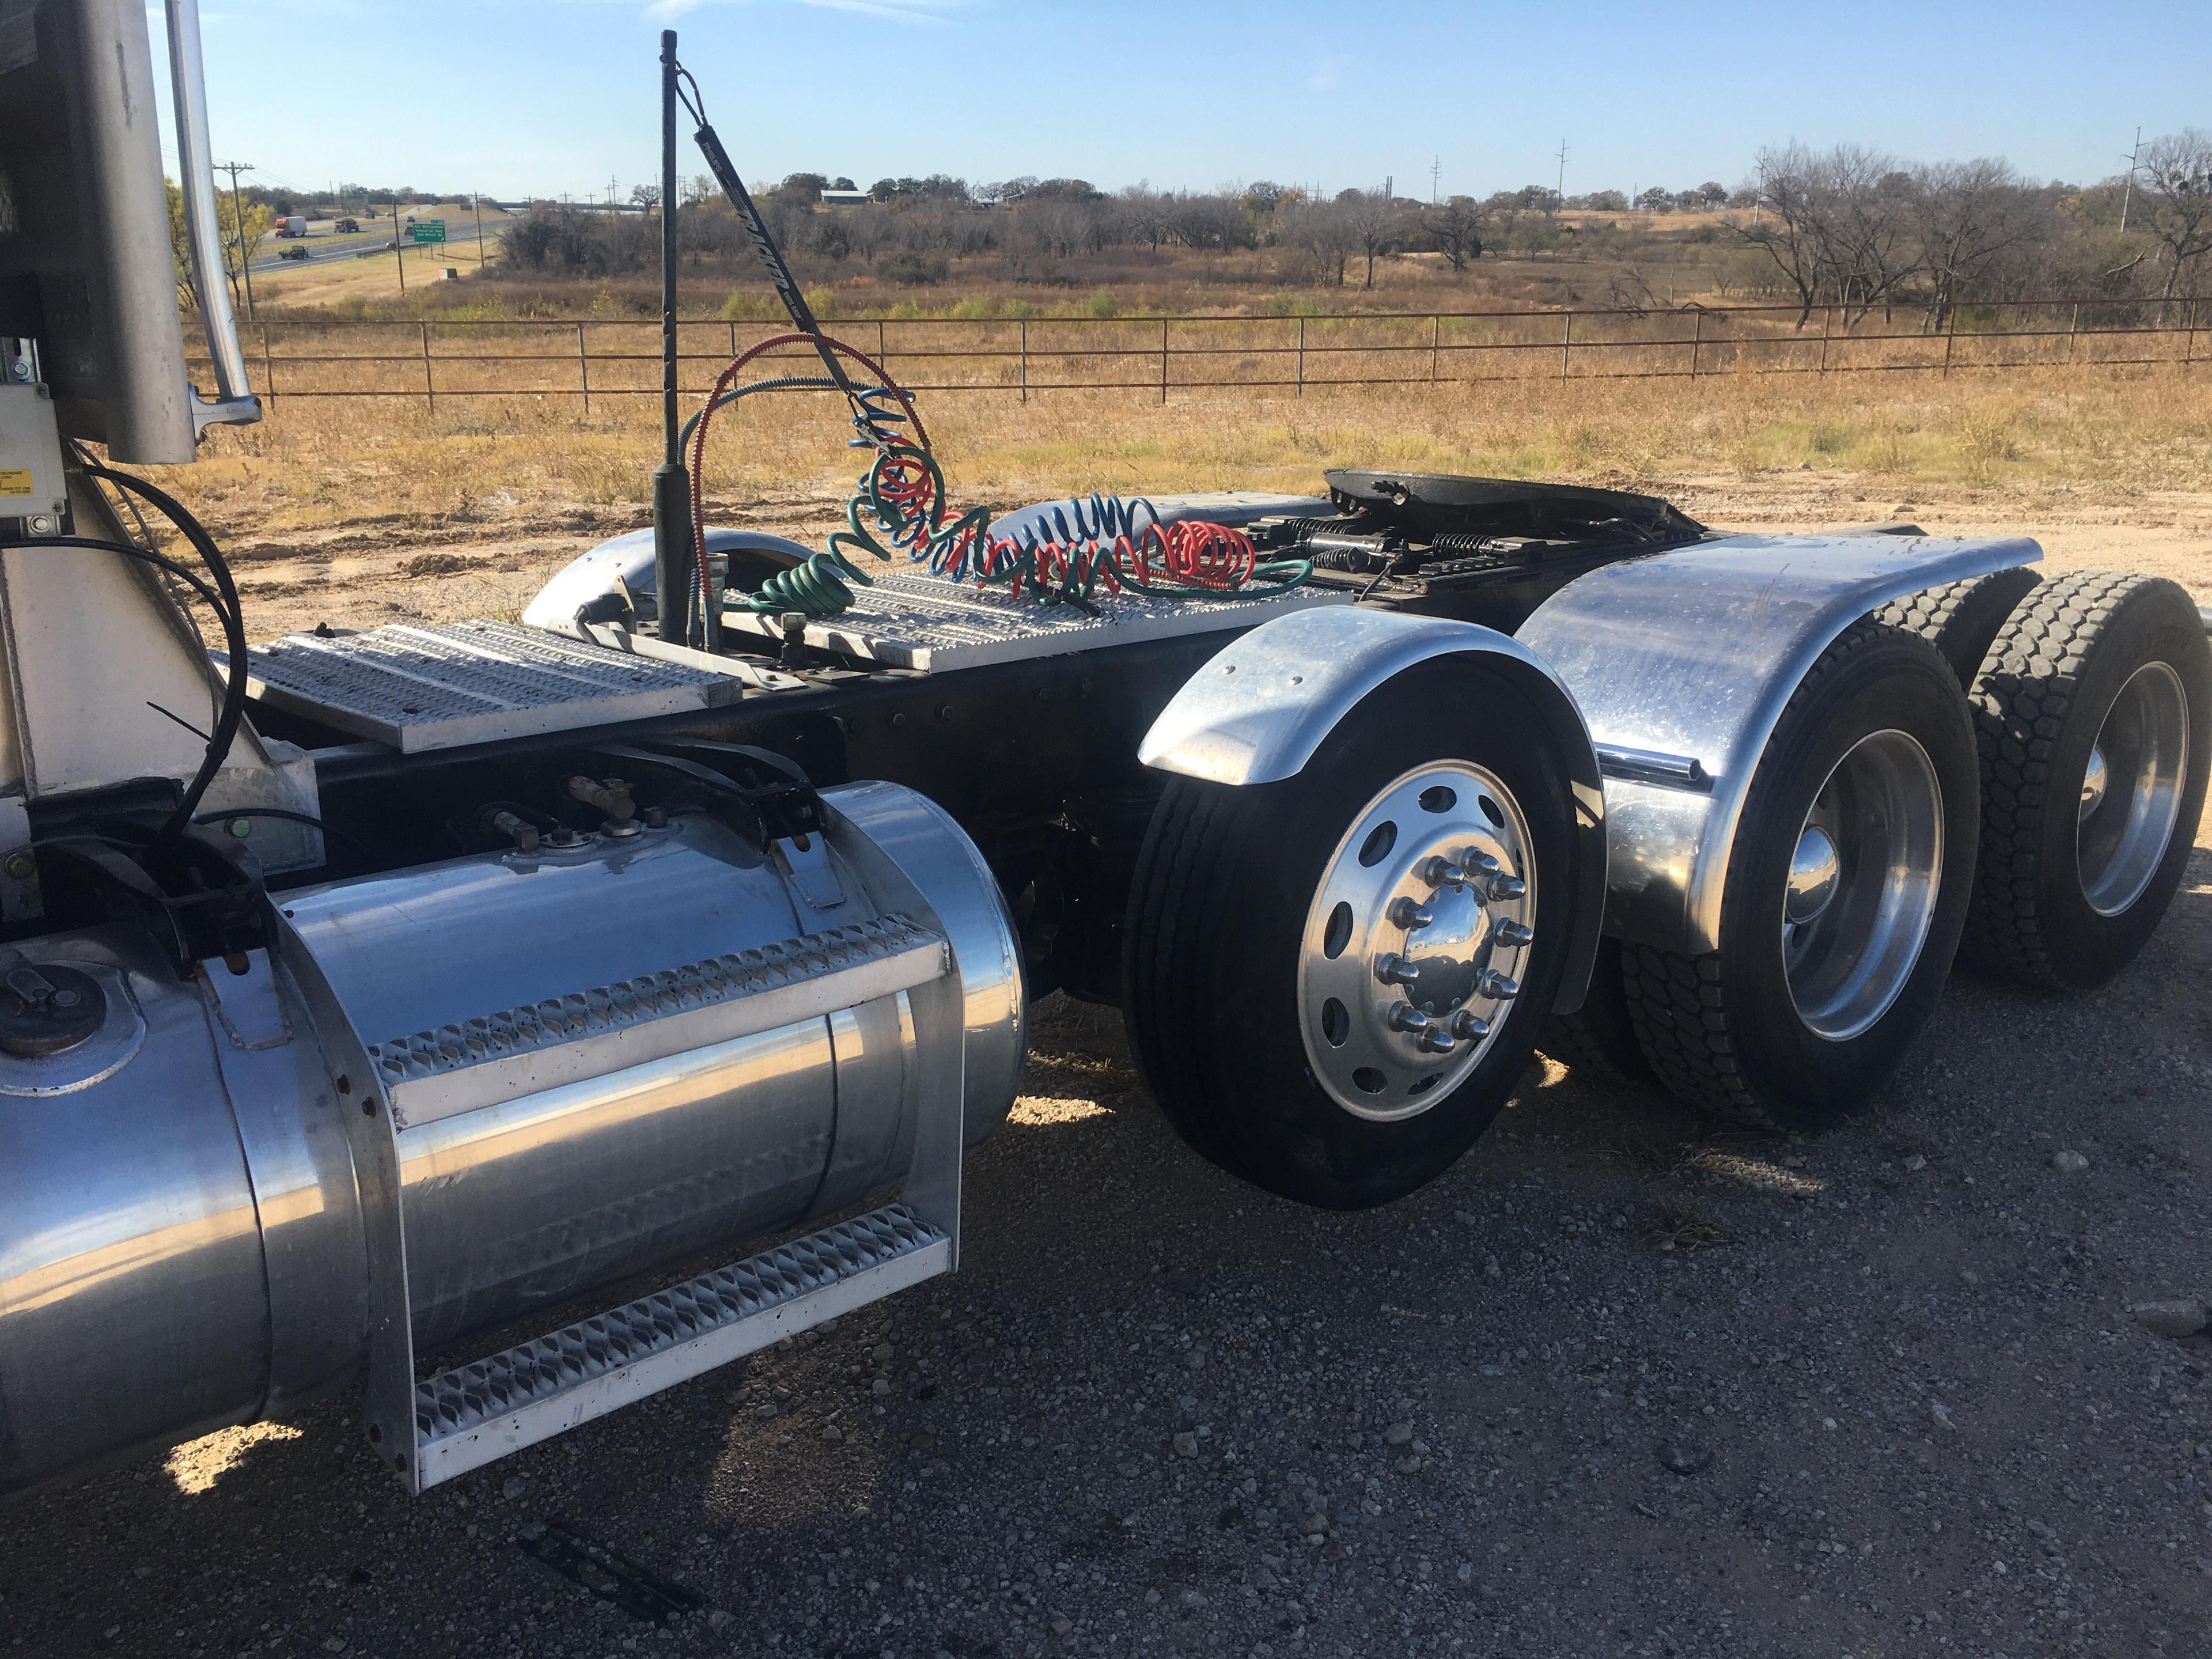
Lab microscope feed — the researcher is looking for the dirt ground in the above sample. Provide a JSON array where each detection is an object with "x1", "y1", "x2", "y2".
[
  {"x1": 3, "y1": 479, "x2": 2209, "y2": 1659},
  {"x1": 213, "y1": 472, "x2": 2212, "y2": 642}
]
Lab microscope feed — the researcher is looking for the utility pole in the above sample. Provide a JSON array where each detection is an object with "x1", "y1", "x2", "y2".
[
  {"x1": 1555, "y1": 139, "x2": 1569, "y2": 204},
  {"x1": 474, "y1": 193, "x2": 486, "y2": 266},
  {"x1": 392, "y1": 202, "x2": 406, "y2": 291},
  {"x1": 2120, "y1": 126, "x2": 2143, "y2": 230},
  {"x1": 217, "y1": 160, "x2": 255, "y2": 319},
  {"x1": 1430, "y1": 155, "x2": 1442, "y2": 205}
]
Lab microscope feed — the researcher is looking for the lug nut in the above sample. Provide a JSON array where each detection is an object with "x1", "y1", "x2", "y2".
[
  {"x1": 1419, "y1": 856, "x2": 1468, "y2": 889},
  {"x1": 1488, "y1": 874, "x2": 1527, "y2": 902},
  {"x1": 1376, "y1": 954, "x2": 1422, "y2": 987},
  {"x1": 1495, "y1": 920, "x2": 1534, "y2": 948},
  {"x1": 1452, "y1": 1008, "x2": 1491, "y2": 1041},
  {"x1": 1388, "y1": 1001, "x2": 1430, "y2": 1035},
  {"x1": 1418, "y1": 1027, "x2": 1456, "y2": 1055},
  {"x1": 1467, "y1": 851, "x2": 1502, "y2": 878},
  {"x1": 1479, "y1": 970, "x2": 1520, "y2": 1001},
  {"x1": 1388, "y1": 897, "x2": 1434, "y2": 930}
]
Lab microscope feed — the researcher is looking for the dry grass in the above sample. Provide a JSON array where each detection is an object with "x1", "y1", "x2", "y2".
[{"x1": 144, "y1": 365, "x2": 2212, "y2": 545}]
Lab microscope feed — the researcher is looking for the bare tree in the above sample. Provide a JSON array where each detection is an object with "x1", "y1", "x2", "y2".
[
  {"x1": 2138, "y1": 129, "x2": 2212, "y2": 305},
  {"x1": 1283, "y1": 196, "x2": 1355, "y2": 286},
  {"x1": 1730, "y1": 144, "x2": 1827, "y2": 326},
  {"x1": 1118, "y1": 188, "x2": 1173, "y2": 252},
  {"x1": 1426, "y1": 196, "x2": 1487, "y2": 271},
  {"x1": 1911, "y1": 158, "x2": 2041, "y2": 329},
  {"x1": 1336, "y1": 188, "x2": 1408, "y2": 289}
]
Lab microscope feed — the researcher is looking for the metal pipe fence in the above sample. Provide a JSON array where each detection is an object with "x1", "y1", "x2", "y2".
[{"x1": 191, "y1": 298, "x2": 2207, "y2": 412}]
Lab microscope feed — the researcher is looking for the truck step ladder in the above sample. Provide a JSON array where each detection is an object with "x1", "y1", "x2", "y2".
[{"x1": 412, "y1": 1203, "x2": 950, "y2": 1487}]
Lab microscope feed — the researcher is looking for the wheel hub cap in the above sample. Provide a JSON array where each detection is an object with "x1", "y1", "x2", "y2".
[
  {"x1": 1782, "y1": 729, "x2": 1944, "y2": 1044},
  {"x1": 1297, "y1": 763, "x2": 1536, "y2": 1121},
  {"x1": 1784, "y1": 824, "x2": 1841, "y2": 924},
  {"x1": 2077, "y1": 661, "x2": 2188, "y2": 917}
]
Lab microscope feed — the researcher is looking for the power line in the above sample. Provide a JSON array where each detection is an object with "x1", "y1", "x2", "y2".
[
  {"x1": 215, "y1": 160, "x2": 255, "y2": 319},
  {"x1": 2120, "y1": 126, "x2": 2142, "y2": 231}
]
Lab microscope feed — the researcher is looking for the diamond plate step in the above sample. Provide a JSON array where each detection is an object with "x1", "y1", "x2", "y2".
[
  {"x1": 412, "y1": 1203, "x2": 950, "y2": 1487},
  {"x1": 224, "y1": 620, "x2": 749, "y2": 752}
]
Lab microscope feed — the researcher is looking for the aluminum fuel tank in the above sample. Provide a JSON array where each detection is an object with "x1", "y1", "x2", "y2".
[{"x1": 0, "y1": 782, "x2": 1022, "y2": 1494}]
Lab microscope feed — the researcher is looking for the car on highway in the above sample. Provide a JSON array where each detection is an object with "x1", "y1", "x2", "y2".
[
  {"x1": 334, "y1": 217, "x2": 359, "y2": 233},
  {"x1": 278, "y1": 244, "x2": 309, "y2": 260}
]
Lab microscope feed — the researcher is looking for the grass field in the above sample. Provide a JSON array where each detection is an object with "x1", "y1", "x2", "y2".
[{"x1": 147, "y1": 364, "x2": 2212, "y2": 549}]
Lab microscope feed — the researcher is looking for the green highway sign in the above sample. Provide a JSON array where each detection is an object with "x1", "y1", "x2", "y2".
[{"x1": 410, "y1": 219, "x2": 448, "y2": 244}]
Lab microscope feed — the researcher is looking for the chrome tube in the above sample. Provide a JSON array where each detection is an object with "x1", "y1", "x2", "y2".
[{"x1": 161, "y1": 0, "x2": 259, "y2": 425}]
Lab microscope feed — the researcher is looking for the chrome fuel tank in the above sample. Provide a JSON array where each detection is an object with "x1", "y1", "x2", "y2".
[{"x1": 0, "y1": 782, "x2": 1022, "y2": 1495}]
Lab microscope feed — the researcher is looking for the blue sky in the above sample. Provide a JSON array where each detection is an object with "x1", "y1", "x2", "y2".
[{"x1": 154, "y1": 1, "x2": 2207, "y2": 203}]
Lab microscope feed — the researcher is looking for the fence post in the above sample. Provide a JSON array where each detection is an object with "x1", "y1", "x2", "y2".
[
  {"x1": 1942, "y1": 307, "x2": 1957, "y2": 379},
  {"x1": 421, "y1": 323, "x2": 435, "y2": 412},
  {"x1": 1818, "y1": 305, "x2": 1832, "y2": 373},
  {"x1": 1689, "y1": 309, "x2": 1703, "y2": 378},
  {"x1": 1429, "y1": 315, "x2": 1440, "y2": 382},
  {"x1": 260, "y1": 322, "x2": 275, "y2": 403},
  {"x1": 1296, "y1": 317, "x2": 1305, "y2": 396},
  {"x1": 1160, "y1": 317, "x2": 1170, "y2": 404},
  {"x1": 728, "y1": 320, "x2": 738, "y2": 361},
  {"x1": 577, "y1": 321, "x2": 590, "y2": 414},
  {"x1": 1020, "y1": 319, "x2": 1028, "y2": 403},
  {"x1": 1559, "y1": 311, "x2": 1572, "y2": 379},
  {"x1": 2183, "y1": 298, "x2": 2196, "y2": 370},
  {"x1": 2067, "y1": 302, "x2": 2080, "y2": 366},
  {"x1": 877, "y1": 317, "x2": 887, "y2": 366}
]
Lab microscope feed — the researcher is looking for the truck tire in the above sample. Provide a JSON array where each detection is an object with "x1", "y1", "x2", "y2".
[
  {"x1": 1874, "y1": 567, "x2": 2042, "y2": 688},
  {"x1": 1538, "y1": 941, "x2": 1654, "y2": 1086},
  {"x1": 1619, "y1": 621, "x2": 1977, "y2": 1131},
  {"x1": 1964, "y1": 571, "x2": 2210, "y2": 991},
  {"x1": 1123, "y1": 661, "x2": 1581, "y2": 1209}
]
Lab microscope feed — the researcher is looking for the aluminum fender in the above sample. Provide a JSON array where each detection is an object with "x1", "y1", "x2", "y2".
[
  {"x1": 1517, "y1": 532, "x2": 2041, "y2": 956},
  {"x1": 1138, "y1": 606, "x2": 1608, "y2": 1014},
  {"x1": 520, "y1": 526, "x2": 816, "y2": 630}
]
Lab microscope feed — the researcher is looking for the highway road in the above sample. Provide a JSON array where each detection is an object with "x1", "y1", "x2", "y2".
[{"x1": 247, "y1": 210, "x2": 507, "y2": 277}]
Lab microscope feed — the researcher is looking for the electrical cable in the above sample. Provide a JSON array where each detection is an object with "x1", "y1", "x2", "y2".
[{"x1": 67, "y1": 465, "x2": 252, "y2": 850}]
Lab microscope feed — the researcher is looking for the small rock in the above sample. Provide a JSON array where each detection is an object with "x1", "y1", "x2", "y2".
[
  {"x1": 1185, "y1": 1349, "x2": 1206, "y2": 1372},
  {"x1": 707, "y1": 1609, "x2": 736, "y2": 1632},
  {"x1": 1903, "y1": 1154, "x2": 1927, "y2": 1172},
  {"x1": 1383, "y1": 1421, "x2": 1414, "y2": 1447},
  {"x1": 753, "y1": 1403, "x2": 778, "y2": 1420},
  {"x1": 501, "y1": 1475, "x2": 526, "y2": 1501},
  {"x1": 323, "y1": 1642, "x2": 346, "y2": 1656},
  {"x1": 821, "y1": 1424, "x2": 843, "y2": 1445},
  {"x1": 1482, "y1": 1256, "x2": 1502, "y2": 1281},
  {"x1": 1658, "y1": 1441, "x2": 1711, "y2": 1476},
  {"x1": 910, "y1": 1431, "x2": 934, "y2": 1452},
  {"x1": 1396, "y1": 1454, "x2": 1422, "y2": 1475},
  {"x1": 1456, "y1": 1560, "x2": 1474, "y2": 1584},
  {"x1": 872, "y1": 1343, "x2": 894, "y2": 1364},
  {"x1": 1143, "y1": 1588, "x2": 1162, "y2": 1607},
  {"x1": 2132, "y1": 1299, "x2": 2210, "y2": 1339},
  {"x1": 2051, "y1": 1150, "x2": 2090, "y2": 1173},
  {"x1": 1177, "y1": 1588, "x2": 1209, "y2": 1609},
  {"x1": 1050, "y1": 1617, "x2": 1073, "y2": 1637},
  {"x1": 1172, "y1": 1431, "x2": 1199, "y2": 1459},
  {"x1": 872, "y1": 1377, "x2": 893, "y2": 1397}
]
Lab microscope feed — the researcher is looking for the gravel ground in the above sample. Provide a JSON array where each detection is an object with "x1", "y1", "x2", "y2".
[{"x1": 3, "y1": 823, "x2": 2208, "y2": 1659}]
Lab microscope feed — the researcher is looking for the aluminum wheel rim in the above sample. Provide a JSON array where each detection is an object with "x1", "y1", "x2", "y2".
[
  {"x1": 1297, "y1": 762, "x2": 1536, "y2": 1121},
  {"x1": 2077, "y1": 660, "x2": 2189, "y2": 918},
  {"x1": 1782, "y1": 729, "x2": 1943, "y2": 1043}
]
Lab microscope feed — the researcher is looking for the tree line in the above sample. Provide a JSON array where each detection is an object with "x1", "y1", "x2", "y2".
[{"x1": 493, "y1": 130, "x2": 2212, "y2": 321}]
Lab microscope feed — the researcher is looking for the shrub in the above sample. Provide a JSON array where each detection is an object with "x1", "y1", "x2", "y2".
[{"x1": 880, "y1": 251, "x2": 948, "y2": 286}]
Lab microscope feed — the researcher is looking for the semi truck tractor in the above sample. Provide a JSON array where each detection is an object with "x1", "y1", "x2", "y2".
[{"x1": 1, "y1": 0, "x2": 2205, "y2": 1500}]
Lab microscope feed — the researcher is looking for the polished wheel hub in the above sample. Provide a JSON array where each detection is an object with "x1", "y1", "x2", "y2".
[
  {"x1": 1298, "y1": 763, "x2": 1536, "y2": 1120},
  {"x1": 2077, "y1": 661, "x2": 2188, "y2": 917},
  {"x1": 1782, "y1": 730, "x2": 1943, "y2": 1043}
]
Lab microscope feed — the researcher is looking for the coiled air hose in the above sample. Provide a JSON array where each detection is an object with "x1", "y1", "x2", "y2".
[{"x1": 685, "y1": 331, "x2": 1310, "y2": 627}]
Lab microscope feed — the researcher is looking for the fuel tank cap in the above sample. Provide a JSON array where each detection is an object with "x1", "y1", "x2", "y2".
[{"x1": 0, "y1": 952, "x2": 108, "y2": 1057}]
